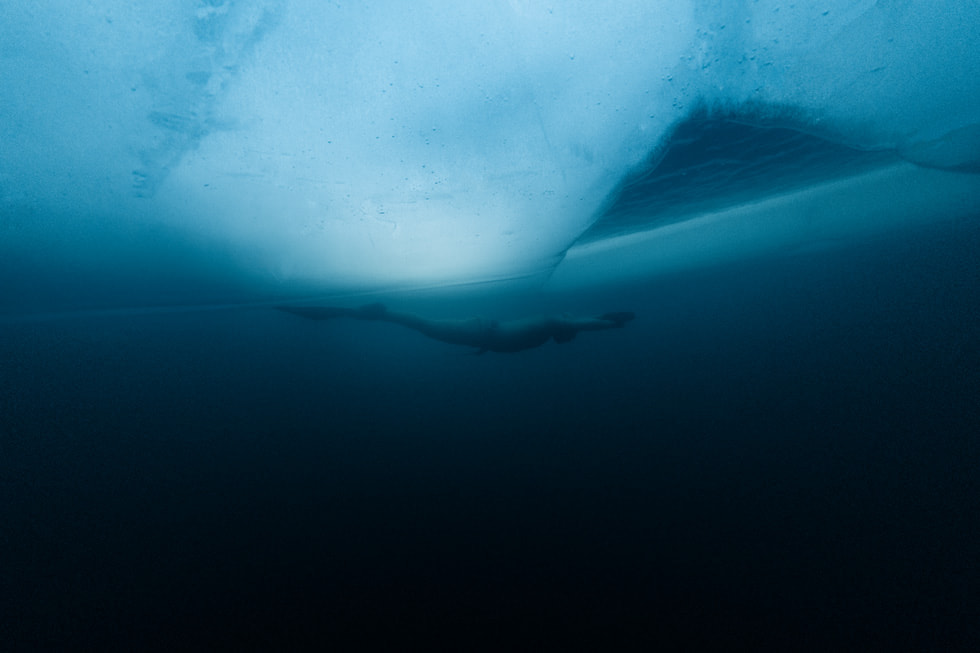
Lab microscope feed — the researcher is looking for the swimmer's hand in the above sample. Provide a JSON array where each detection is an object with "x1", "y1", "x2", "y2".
[{"x1": 598, "y1": 311, "x2": 635, "y2": 327}]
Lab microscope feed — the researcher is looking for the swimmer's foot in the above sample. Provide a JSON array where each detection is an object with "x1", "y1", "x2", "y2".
[{"x1": 599, "y1": 311, "x2": 636, "y2": 327}]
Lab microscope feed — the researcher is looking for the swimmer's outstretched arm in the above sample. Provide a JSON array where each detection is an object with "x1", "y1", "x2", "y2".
[{"x1": 560, "y1": 311, "x2": 636, "y2": 331}]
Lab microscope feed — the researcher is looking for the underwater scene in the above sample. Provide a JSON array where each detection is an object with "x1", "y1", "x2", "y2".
[{"x1": 2, "y1": 1, "x2": 979, "y2": 650}]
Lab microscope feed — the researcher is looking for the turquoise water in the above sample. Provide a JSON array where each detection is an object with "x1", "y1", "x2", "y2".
[{"x1": 2, "y1": 2, "x2": 980, "y2": 649}]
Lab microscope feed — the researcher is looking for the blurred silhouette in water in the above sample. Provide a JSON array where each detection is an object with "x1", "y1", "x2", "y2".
[{"x1": 278, "y1": 303, "x2": 635, "y2": 353}]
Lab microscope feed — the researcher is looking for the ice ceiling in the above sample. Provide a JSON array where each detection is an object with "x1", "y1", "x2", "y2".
[{"x1": 1, "y1": 1, "x2": 979, "y2": 293}]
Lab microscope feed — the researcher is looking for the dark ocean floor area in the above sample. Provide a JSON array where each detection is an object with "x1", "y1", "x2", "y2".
[{"x1": 2, "y1": 216, "x2": 979, "y2": 650}]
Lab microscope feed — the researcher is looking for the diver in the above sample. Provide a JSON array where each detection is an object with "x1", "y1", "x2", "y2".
[{"x1": 277, "y1": 303, "x2": 635, "y2": 353}]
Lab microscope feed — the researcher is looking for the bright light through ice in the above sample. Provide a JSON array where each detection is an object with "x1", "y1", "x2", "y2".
[
  {"x1": 1, "y1": 1, "x2": 979, "y2": 294},
  {"x1": 150, "y1": 1, "x2": 694, "y2": 288},
  {"x1": 168, "y1": 3, "x2": 688, "y2": 284}
]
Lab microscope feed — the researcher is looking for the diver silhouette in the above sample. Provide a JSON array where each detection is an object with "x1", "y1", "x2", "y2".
[{"x1": 278, "y1": 303, "x2": 635, "y2": 353}]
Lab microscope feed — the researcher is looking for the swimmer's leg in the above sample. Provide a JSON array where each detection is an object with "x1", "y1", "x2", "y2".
[
  {"x1": 277, "y1": 305, "x2": 354, "y2": 320},
  {"x1": 278, "y1": 303, "x2": 389, "y2": 321}
]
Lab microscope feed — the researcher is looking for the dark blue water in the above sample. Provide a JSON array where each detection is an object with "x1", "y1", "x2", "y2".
[{"x1": 3, "y1": 214, "x2": 978, "y2": 650}]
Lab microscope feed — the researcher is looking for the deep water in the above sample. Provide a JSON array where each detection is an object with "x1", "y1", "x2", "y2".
[
  {"x1": 2, "y1": 216, "x2": 978, "y2": 650},
  {"x1": 4, "y1": 2, "x2": 980, "y2": 649}
]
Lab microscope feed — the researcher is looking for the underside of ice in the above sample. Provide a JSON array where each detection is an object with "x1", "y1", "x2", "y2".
[{"x1": 1, "y1": 1, "x2": 979, "y2": 297}]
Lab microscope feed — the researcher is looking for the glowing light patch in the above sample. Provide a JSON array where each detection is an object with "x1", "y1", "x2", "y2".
[{"x1": 1, "y1": 1, "x2": 979, "y2": 297}]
